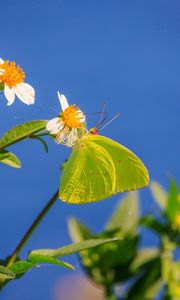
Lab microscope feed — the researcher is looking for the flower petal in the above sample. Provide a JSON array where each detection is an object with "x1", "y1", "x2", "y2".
[
  {"x1": 66, "y1": 128, "x2": 78, "y2": 147},
  {"x1": 57, "y1": 91, "x2": 69, "y2": 111},
  {"x1": 46, "y1": 117, "x2": 64, "y2": 134},
  {"x1": 14, "y1": 82, "x2": 35, "y2": 105},
  {"x1": 0, "y1": 58, "x2": 4, "y2": 65},
  {"x1": 0, "y1": 69, "x2": 5, "y2": 75},
  {"x1": 77, "y1": 110, "x2": 86, "y2": 122},
  {"x1": 55, "y1": 127, "x2": 70, "y2": 144},
  {"x1": 4, "y1": 85, "x2": 15, "y2": 105},
  {"x1": 20, "y1": 82, "x2": 35, "y2": 95}
]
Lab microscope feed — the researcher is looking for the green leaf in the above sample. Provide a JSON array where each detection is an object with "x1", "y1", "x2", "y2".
[
  {"x1": 68, "y1": 217, "x2": 94, "y2": 243},
  {"x1": 0, "y1": 120, "x2": 47, "y2": 150},
  {"x1": 0, "y1": 265, "x2": 15, "y2": 280},
  {"x1": 130, "y1": 248, "x2": 159, "y2": 272},
  {"x1": 143, "y1": 279, "x2": 163, "y2": 299},
  {"x1": 28, "y1": 254, "x2": 74, "y2": 270},
  {"x1": 140, "y1": 215, "x2": 165, "y2": 235},
  {"x1": 28, "y1": 238, "x2": 120, "y2": 259},
  {"x1": 126, "y1": 257, "x2": 161, "y2": 300},
  {"x1": 0, "y1": 150, "x2": 21, "y2": 168},
  {"x1": 9, "y1": 261, "x2": 37, "y2": 275},
  {"x1": 105, "y1": 191, "x2": 139, "y2": 234},
  {"x1": 150, "y1": 181, "x2": 168, "y2": 209},
  {"x1": 77, "y1": 233, "x2": 138, "y2": 285},
  {"x1": 166, "y1": 180, "x2": 179, "y2": 222}
]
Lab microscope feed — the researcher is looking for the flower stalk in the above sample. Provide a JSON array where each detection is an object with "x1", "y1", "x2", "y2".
[{"x1": 5, "y1": 190, "x2": 59, "y2": 268}]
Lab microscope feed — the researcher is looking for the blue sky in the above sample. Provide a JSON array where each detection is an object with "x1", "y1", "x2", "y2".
[{"x1": 1, "y1": 1, "x2": 180, "y2": 299}]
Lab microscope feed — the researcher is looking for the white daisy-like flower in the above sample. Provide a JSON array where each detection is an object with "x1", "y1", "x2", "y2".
[
  {"x1": 0, "y1": 58, "x2": 35, "y2": 105},
  {"x1": 46, "y1": 92, "x2": 86, "y2": 147}
]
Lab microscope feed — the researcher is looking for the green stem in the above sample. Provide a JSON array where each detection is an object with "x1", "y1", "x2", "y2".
[
  {"x1": 33, "y1": 132, "x2": 49, "y2": 137},
  {"x1": 5, "y1": 190, "x2": 59, "y2": 268}
]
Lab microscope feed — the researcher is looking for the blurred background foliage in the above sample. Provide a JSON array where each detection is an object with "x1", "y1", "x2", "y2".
[{"x1": 68, "y1": 181, "x2": 180, "y2": 300}]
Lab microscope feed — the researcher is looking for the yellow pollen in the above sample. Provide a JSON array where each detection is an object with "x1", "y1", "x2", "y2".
[
  {"x1": 0, "y1": 60, "x2": 25, "y2": 87},
  {"x1": 63, "y1": 105, "x2": 83, "y2": 128}
]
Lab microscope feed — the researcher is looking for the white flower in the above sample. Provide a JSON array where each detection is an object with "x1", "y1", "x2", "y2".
[
  {"x1": 0, "y1": 58, "x2": 35, "y2": 105},
  {"x1": 46, "y1": 92, "x2": 86, "y2": 147}
]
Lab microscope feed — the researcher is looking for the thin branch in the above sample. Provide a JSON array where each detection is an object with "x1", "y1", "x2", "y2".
[{"x1": 5, "y1": 190, "x2": 59, "y2": 268}]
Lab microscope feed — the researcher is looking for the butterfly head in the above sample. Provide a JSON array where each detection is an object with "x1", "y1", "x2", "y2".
[{"x1": 89, "y1": 127, "x2": 99, "y2": 135}]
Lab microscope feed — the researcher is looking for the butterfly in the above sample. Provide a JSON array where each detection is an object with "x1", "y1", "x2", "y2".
[{"x1": 59, "y1": 126, "x2": 149, "y2": 204}]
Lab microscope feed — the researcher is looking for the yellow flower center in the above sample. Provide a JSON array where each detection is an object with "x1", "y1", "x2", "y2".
[
  {"x1": 63, "y1": 105, "x2": 83, "y2": 128},
  {"x1": 0, "y1": 60, "x2": 25, "y2": 87}
]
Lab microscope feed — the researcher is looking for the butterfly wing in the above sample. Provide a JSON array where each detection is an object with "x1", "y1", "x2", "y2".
[{"x1": 59, "y1": 135, "x2": 149, "y2": 204}]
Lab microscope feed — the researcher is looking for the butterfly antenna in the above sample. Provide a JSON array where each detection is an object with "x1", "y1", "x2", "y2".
[
  {"x1": 97, "y1": 101, "x2": 107, "y2": 130},
  {"x1": 87, "y1": 111, "x2": 106, "y2": 116},
  {"x1": 99, "y1": 113, "x2": 120, "y2": 131}
]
